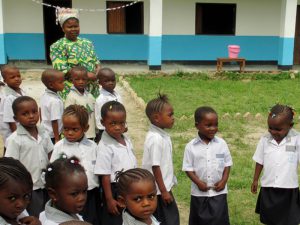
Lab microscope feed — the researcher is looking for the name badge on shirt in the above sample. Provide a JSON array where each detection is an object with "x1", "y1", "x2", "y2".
[
  {"x1": 216, "y1": 153, "x2": 224, "y2": 158},
  {"x1": 286, "y1": 145, "x2": 296, "y2": 152}
]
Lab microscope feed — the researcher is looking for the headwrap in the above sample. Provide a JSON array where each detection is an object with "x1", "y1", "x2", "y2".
[{"x1": 56, "y1": 8, "x2": 79, "y2": 27}]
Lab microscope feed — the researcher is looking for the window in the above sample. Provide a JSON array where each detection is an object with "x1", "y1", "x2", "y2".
[
  {"x1": 195, "y1": 3, "x2": 236, "y2": 35},
  {"x1": 106, "y1": 1, "x2": 144, "y2": 34}
]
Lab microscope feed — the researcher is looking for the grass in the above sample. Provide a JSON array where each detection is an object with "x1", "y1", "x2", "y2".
[{"x1": 124, "y1": 72, "x2": 300, "y2": 225}]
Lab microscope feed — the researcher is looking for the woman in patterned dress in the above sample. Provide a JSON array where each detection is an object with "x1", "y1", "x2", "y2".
[{"x1": 50, "y1": 8, "x2": 101, "y2": 99}]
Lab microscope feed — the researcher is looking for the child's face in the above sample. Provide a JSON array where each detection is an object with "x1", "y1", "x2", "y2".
[
  {"x1": 3, "y1": 69, "x2": 22, "y2": 90},
  {"x1": 196, "y1": 112, "x2": 218, "y2": 143},
  {"x1": 14, "y1": 101, "x2": 39, "y2": 128},
  {"x1": 101, "y1": 111, "x2": 126, "y2": 139},
  {"x1": 154, "y1": 104, "x2": 174, "y2": 129},
  {"x1": 52, "y1": 171, "x2": 88, "y2": 214},
  {"x1": 71, "y1": 71, "x2": 88, "y2": 93},
  {"x1": 63, "y1": 115, "x2": 87, "y2": 142},
  {"x1": 49, "y1": 73, "x2": 65, "y2": 92},
  {"x1": 268, "y1": 114, "x2": 292, "y2": 143},
  {"x1": 119, "y1": 180, "x2": 157, "y2": 224},
  {"x1": 99, "y1": 72, "x2": 116, "y2": 93},
  {"x1": 0, "y1": 179, "x2": 31, "y2": 222}
]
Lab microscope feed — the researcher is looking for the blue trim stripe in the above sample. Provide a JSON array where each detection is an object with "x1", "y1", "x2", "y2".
[
  {"x1": 148, "y1": 36, "x2": 162, "y2": 66},
  {"x1": 0, "y1": 34, "x2": 7, "y2": 64},
  {"x1": 278, "y1": 37, "x2": 294, "y2": 66}
]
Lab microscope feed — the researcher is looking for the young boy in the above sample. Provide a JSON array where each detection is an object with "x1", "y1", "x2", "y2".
[
  {"x1": 95, "y1": 68, "x2": 122, "y2": 142},
  {"x1": 65, "y1": 66, "x2": 96, "y2": 140},
  {"x1": 0, "y1": 65, "x2": 26, "y2": 148},
  {"x1": 5, "y1": 96, "x2": 53, "y2": 217},
  {"x1": 142, "y1": 94, "x2": 180, "y2": 225},
  {"x1": 40, "y1": 69, "x2": 65, "y2": 144}
]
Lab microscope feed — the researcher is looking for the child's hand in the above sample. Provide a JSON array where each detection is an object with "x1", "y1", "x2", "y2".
[
  {"x1": 251, "y1": 180, "x2": 258, "y2": 194},
  {"x1": 19, "y1": 216, "x2": 41, "y2": 225},
  {"x1": 107, "y1": 198, "x2": 121, "y2": 216},
  {"x1": 161, "y1": 191, "x2": 173, "y2": 205},
  {"x1": 197, "y1": 181, "x2": 209, "y2": 192},
  {"x1": 214, "y1": 180, "x2": 226, "y2": 192}
]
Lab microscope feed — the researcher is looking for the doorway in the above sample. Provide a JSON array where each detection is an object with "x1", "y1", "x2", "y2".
[
  {"x1": 43, "y1": 0, "x2": 72, "y2": 64},
  {"x1": 294, "y1": 5, "x2": 300, "y2": 64}
]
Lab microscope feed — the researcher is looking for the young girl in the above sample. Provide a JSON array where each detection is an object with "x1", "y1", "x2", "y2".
[
  {"x1": 40, "y1": 156, "x2": 88, "y2": 224},
  {"x1": 182, "y1": 106, "x2": 232, "y2": 225},
  {"x1": 116, "y1": 168, "x2": 159, "y2": 225},
  {"x1": 0, "y1": 157, "x2": 41, "y2": 225},
  {"x1": 251, "y1": 104, "x2": 300, "y2": 225},
  {"x1": 94, "y1": 101, "x2": 137, "y2": 225},
  {"x1": 50, "y1": 105, "x2": 100, "y2": 225}
]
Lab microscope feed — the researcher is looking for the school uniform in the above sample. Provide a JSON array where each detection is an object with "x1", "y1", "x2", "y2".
[
  {"x1": 39, "y1": 200, "x2": 83, "y2": 225},
  {"x1": 65, "y1": 86, "x2": 96, "y2": 139},
  {"x1": 122, "y1": 210, "x2": 160, "y2": 225},
  {"x1": 182, "y1": 135, "x2": 233, "y2": 225},
  {"x1": 0, "y1": 86, "x2": 26, "y2": 147},
  {"x1": 40, "y1": 88, "x2": 64, "y2": 142},
  {"x1": 94, "y1": 89, "x2": 122, "y2": 141},
  {"x1": 94, "y1": 131, "x2": 137, "y2": 225},
  {"x1": 50, "y1": 137, "x2": 100, "y2": 224},
  {"x1": 253, "y1": 129, "x2": 300, "y2": 225},
  {"x1": 5, "y1": 124, "x2": 53, "y2": 217},
  {"x1": 142, "y1": 124, "x2": 179, "y2": 225}
]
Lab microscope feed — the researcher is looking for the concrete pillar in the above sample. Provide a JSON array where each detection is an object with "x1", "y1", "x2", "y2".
[
  {"x1": 0, "y1": 0, "x2": 6, "y2": 64},
  {"x1": 148, "y1": 0, "x2": 162, "y2": 70},
  {"x1": 278, "y1": 0, "x2": 297, "y2": 70}
]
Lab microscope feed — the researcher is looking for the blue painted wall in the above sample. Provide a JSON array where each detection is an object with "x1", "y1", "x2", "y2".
[
  {"x1": 148, "y1": 36, "x2": 162, "y2": 66},
  {"x1": 0, "y1": 34, "x2": 7, "y2": 64}
]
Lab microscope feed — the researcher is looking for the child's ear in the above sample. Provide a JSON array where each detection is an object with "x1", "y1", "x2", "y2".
[
  {"x1": 100, "y1": 119, "x2": 104, "y2": 126},
  {"x1": 13, "y1": 116, "x2": 18, "y2": 122},
  {"x1": 84, "y1": 125, "x2": 89, "y2": 132},
  {"x1": 117, "y1": 195, "x2": 126, "y2": 208},
  {"x1": 290, "y1": 122, "x2": 294, "y2": 128},
  {"x1": 152, "y1": 113, "x2": 160, "y2": 123},
  {"x1": 47, "y1": 188, "x2": 58, "y2": 202}
]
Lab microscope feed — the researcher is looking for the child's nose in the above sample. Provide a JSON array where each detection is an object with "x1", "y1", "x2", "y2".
[{"x1": 15, "y1": 199, "x2": 26, "y2": 209}]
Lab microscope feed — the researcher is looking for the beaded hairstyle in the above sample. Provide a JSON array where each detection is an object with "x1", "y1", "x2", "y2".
[
  {"x1": 145, "y1": 93, "x2": 170, "y2": 121},
  {"x1": 63, "y1": 104, "x2": 89, "y2": 129},
  {"x1": 115, "y1": 168, "x2": 156, "y2": 196},
  {"x1": 101, "y1": 101, "x2": 126, "y2": 119},
  {"x1": 194, "y1": 106, "x2": 217, "y2": 123},
  {"x1": 44, "y1": 155, "x2": 85, "y2": 189},
  {"x1": 269, "y1": 104, "x2": 295, "y2": 123},
  {"x1": 0, "y1": 157, "x2": 33, "y2": 189},
  {"x1": 12, "y1": 96, "x2": 37, "y2": 116}
]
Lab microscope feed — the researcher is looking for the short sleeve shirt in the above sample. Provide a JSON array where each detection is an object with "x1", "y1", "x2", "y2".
[
  {"x1": 40, "y1": 89, "x2": 64, "y2": 138},
  {"x1": 50, "y1": 137, "x2": 99, "y2": 190},
  {"x1": 94, "y1": 131, "x2": 137, "y2": 182},
  {"x1": 5, "y1": 125, "x2": 53, "y2": 190},
  {"x1": 142, "y1": 124, "x2": 177, "y2": 194},
  {"x1": 182, "y1": 135, "x2": 233, "y2": 197},
  {"x1": 253, "y1": 129, "x2": 300, "y2": 188}
]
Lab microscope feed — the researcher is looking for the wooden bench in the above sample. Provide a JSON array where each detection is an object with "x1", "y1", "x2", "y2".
[{"x1": 217, "y1": 58, "x2": 246, "y2": 72}]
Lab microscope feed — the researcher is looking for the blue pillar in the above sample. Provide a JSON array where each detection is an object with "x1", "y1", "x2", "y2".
[{"x1": 148, "y1": 36, "x2": 162, "y2": 70}]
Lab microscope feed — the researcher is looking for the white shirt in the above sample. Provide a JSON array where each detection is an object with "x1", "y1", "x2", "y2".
[
  {"x1": 253, "y1": 129, "x2": 300, "y2": 188},
  {"x1": 50, "y1": 137, "x2": 99, "y2": 190},
  {"x1": 95, "y1": 88, "x2": 122, "y2": 130},
  {"x1": 0, "y1": 86, "x2": 26, "y2": 146},
  {"x1": 142, "y1": 124, "x2": 177, "y2": 194},
  {"x1": 182, "y1": 135, "x2": 233, "y2": 197},
  {"x1": 40, "y1": 89, "x2": 64, "y2": 138},
  {"x1": 94, "y1": 131, "x2": 137, "y2": 182},
  {"x1": 5, "y1": 125, "x2": 53, "y2": 190},
  {"x1": 39, "y1": 200, "x2": 83, "y2": 225},
  {"x1": 65, "y1": 86, "x2": 96, "y2": 138},
  {"x1": 122, "y1": 210, "x2": 160, "y2": 225}
]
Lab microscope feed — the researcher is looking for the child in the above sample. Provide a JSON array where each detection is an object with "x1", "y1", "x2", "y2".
[
  {"x1": 0, "y1": 157, "x2": 41, "y2": 225},
  {"x1": 40, "y1": 69, "x2": 65, "y2": 144},
  {"x1": 40, "y1": 156, "x2": 88, "y2": 224},
  {"x1": 182, "y1": 106, "x2": 232, "y2": 225},
  {"x1": 65, "y1": 66, "x2": 96, "y2": 140},
  {"x1": 142, "y1": 94, "x2": 180, "y2": 225},
  {"x1": 5, "y1": 96, "x2": 53, "y2": 217},
  {"x1": 116, "y1": 168, "x2": 159, "y2": 225},
  {"x1": 0, "y1": 65, "x2": 26, "y2": 148},
  {"x1": 251, "y1": 104, "x2": 300, "y2": 225},
  {"x1": 50, "y1": 104, "x2": 100, "y2": 225},
  {"x1": 95, "y1": 68, "x2": 122, "y2": 142},
  {"x1": 94, "y1": 101, "x2": 137, "y2": 225}
]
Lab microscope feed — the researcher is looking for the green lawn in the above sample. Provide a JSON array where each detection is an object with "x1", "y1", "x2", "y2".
[{"x1": 124, "y1": 72, "x2": 300, "y2": 225}]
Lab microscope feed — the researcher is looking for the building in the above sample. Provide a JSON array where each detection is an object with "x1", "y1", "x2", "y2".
[{"x1": 0, "y1": 0, "x2": 299, "y2": 70}]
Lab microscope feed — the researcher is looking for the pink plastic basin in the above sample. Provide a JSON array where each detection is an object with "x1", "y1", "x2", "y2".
[{"x1": 228, "y1": 45, "x2": 240, "y2": 58}]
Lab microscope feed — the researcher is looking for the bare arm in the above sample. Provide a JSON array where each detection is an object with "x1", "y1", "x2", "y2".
[
  {"x1": 251, "y1": 163, "x2": 263, "y2": 194},
  {"x1": 102, "y1": 175, "x2": 121, "y2": 215},
  {"x1": 51, "y1": 120, "x2": 60, "y2": 143},
  {"x1": 186, "y1": 171, "x2": 209, "y2": 192},
  {"x1": 214, "y1": 166, "x2": 231, "y2": 192},
  {"x1": 152, "y1": 166, "x2": 173, "y2": 204}
]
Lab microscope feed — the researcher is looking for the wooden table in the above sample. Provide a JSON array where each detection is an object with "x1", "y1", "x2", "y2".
[{"x1": 217, "y1": 58, "x2": 246, "y2": 72}]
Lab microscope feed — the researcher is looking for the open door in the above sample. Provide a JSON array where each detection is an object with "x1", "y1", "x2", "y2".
[
  {"x1": 294, "y1": 5, "x2": 300, "y2": 64},
  {"x1": 43, "y1": 0, "x2": 72, "y2": 64}
]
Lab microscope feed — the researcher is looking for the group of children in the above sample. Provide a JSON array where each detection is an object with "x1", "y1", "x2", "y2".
[{"x1": 0, "y1": 64, "x2": 299, "y2": 225}]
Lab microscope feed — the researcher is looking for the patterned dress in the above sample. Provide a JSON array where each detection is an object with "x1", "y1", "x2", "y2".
[{"x1": 50, "y1": 37, "x2": 100, "y2": 99}]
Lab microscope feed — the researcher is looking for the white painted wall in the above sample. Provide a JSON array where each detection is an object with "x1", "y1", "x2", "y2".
[
  {"x1": 163, "y1": 0, "x2": 282, "y2": 36},
  {"x1": 0, "y1": 0, "x2": 4, "y2": 34},
  {"x1": 3, "y1": 0, "x2": 43, "y2": 33}
]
